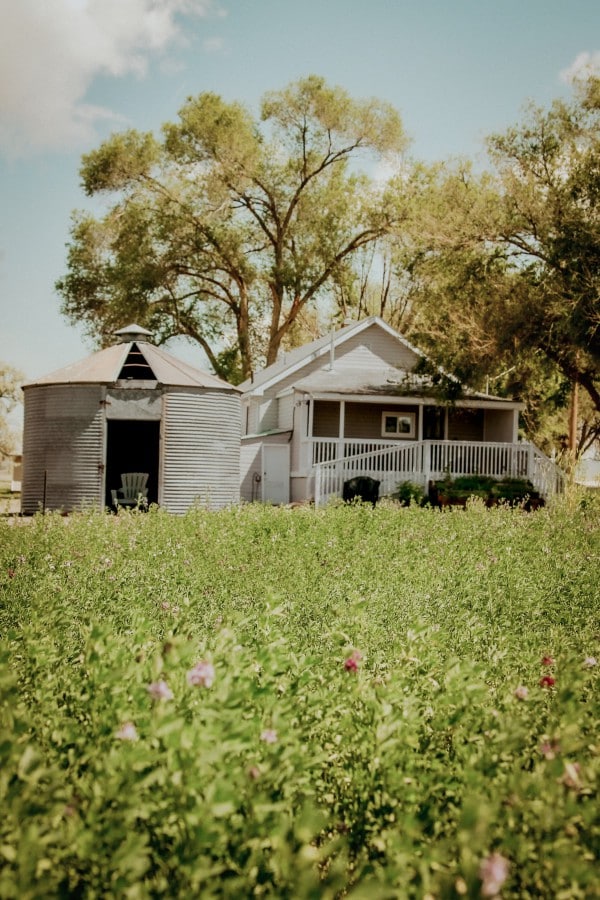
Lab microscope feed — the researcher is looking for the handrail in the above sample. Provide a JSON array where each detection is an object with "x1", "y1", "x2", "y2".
[{"x1": 312, "y1": 439, "x2": 564, "y2": 507}]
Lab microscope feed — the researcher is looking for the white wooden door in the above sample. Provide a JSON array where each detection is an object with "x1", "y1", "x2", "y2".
[{"x1": 261, "y1": 444, "x2": 290, "y2": 504}]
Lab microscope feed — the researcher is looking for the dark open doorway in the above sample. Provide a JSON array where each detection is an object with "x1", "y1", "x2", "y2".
[
  {"x1": 423, "y1": 406, "x2": 446, "y2": 440},
  {"x1": 105, "y1": 420, "x2": 160, "y2": 508}
]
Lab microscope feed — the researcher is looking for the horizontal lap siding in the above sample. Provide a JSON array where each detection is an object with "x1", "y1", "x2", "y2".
[
  {"x1": 448, "y1": 409, "x2": 484, "y2": 441},
  {"x1": 313, "y1": 401, "x2": 339, "y2": 437},
  {"x1": 240, "y1": 440, "x2": 262, "y2": 502},
  {"x1": 345, "y1": 402, "x2": 417, "y2": 439},
  {"x1": 263, "y1": 325, "x2": 420, "y2": 400},
  {"x1": 162, "y1": 391, "x2": 240, "y2": 513},
  {"x1": 21, "y1": 386, "x2": 104, "y2": 513},
  {"x1": 278, "y1": 394, "x2": 294, "y2": 430}
]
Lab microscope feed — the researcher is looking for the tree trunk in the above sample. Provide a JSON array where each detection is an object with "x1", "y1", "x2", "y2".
[
  {"x1": 237, "y1": 288, "x2": 253, "y2": 381},
  {"x1": 568, "y1": 378, "x2": 579, "y2": 456}
]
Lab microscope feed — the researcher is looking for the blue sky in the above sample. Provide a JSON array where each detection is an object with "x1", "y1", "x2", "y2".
[{"x1": 1, "y1": 0, "x2": 599, "y2": 403}]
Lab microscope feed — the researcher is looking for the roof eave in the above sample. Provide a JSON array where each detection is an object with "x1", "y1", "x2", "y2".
[{"x1": 241, "y1": 316, "x2": 423, "y2": 396}]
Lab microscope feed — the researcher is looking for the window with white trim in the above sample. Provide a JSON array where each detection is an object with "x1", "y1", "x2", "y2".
[{"x1": 381, "y1": 410, "x2": 416, "y2": 439}]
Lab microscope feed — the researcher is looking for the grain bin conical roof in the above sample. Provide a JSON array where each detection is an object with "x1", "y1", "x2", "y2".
[{"x1": 23, "y1": 328, "x2": 240, "y2": 391}]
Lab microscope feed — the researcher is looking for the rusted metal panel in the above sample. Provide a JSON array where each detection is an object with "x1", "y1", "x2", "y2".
[
  {"x1": 21, "y1": 385, "x2": 104, "y2": 513},
  {"x1": 105, "y1": 387, "x2": 163, "y2": 420},
  {"x1": 161, "y1": 390, "x2": 241, "y2": 513}
]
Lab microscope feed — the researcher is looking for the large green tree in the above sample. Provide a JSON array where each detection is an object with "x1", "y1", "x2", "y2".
[
  {"x1": 394, "y1": 76, "x2": 600, "y2": 453},
  {"x1": 57, "y1": 76, "x2": 406, "y2": 381},
  {"x1": 0, "y1": 364, "x2": 23, "y2": 458}
]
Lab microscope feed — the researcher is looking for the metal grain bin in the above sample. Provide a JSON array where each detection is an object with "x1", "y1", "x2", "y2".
[{"x1": 21, "y1": 325, "x2": 241, "y2": 514}]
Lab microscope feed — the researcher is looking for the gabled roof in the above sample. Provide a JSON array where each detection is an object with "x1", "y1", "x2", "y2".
[
  {"x1": 24, "y1": 340, "x2": 240, "y2": 392},
  {"x1": 240, "y1": 316, "x2": 424, "y2": 396},
  {"x1": 240, "y1": 316, "x2": 523, "y2": 408}
]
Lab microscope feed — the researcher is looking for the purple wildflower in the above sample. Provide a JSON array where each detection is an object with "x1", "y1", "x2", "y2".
[{"x1": 187, "y1": 660, "x2": 215, "y2": 688}]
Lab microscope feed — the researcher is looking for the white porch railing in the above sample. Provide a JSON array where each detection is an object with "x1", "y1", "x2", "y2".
[{"x1": 312, "y1": 439, "x2": 564, "y2": 507}]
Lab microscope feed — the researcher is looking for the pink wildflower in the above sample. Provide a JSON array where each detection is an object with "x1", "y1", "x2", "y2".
[
  {"x1": 583, "y1": 656, "x2": 597, "y2": 667},
  {"x1": 541, "y1": 655, "x2": 555, "y2": 666},
  {"x1": 147, "y1": 679, "x2": 174, "y2": 701},
  {"x1": 115, "y1": 721, "x2": 138, "y2": 742},
  {"x1": 560, "y1": 761, "x2": 581, "y2": 790},
  {"x1": 513, "y1": 685, "x2": 529, "y2": 700},
  {"x1": 539, "y1": 674, "x2": 556, "y2": 688},
  {"x1": 344, "y1": 649, "x2": 362, "y2": 672},
  {"x1": 260, "y1": 728, "x2": 278, "y2": 744},
  {"x1": 186, "y1": 660, "x2": 215, "y2": 688},
  {"x1": 540, "y1": 740, "x2": 560, "y2": 759},
  {"x1": 248, "y1": 765, "x2": 261, "y2": 780},
  {"x1": 479, "y1": 852, "x2": 509, "y2": 897}
]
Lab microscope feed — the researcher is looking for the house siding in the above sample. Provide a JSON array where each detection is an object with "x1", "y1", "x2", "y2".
[
  {"x1": 313, "y1": 400, "x2": 340, "y2": 437},
  {"x1": 258, "y1": 398, "x2": 278, "y2": 432},
  {"x1": 344, "y1": 402, "x2": 418, "y2": 439},
  {"x1": 483, "y1": 409, "x2": 514, "y2": 442},
  {"x1": 448, "y1": 408, "x2": 484, "y2": 441},
  {"x1": 278, "y1": 393, "x2": 295, "y2": 430},
  {"x1": 240, "y1": 432, "x2": 291, "y2": 502},
  {"x1": 262, "y1": 323, "x2": 419, "y2": 401},
  {"x1": 335, "y1": 327, "x2": 417, "y2": 370}
]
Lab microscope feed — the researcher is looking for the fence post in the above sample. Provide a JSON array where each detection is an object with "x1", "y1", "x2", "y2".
[
  {"x1": 527, "y1": 443, "x2": 534, "y2": 483},
  {"x1": 423, "y1": 441, "x2": 431, "y2": 492},
  {"x1": 315, "y1": 465, "x2": 322, "y2": 508}
]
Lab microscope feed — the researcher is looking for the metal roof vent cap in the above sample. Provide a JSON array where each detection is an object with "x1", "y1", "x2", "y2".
[{"x1": 113, "y1": 324, "x2": 154, "y2": 344}]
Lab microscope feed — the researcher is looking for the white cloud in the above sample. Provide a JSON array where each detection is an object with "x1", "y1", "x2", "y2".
[
  {"x1": 559, "y1": 51, "x2": 600, "y2": 84},
  {"x1": 0, "y1": 0, "x2": 214, "y2": 157}
]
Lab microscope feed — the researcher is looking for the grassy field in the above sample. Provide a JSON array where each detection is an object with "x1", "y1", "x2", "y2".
[{"x1": 1, "y1": 498, "x2": 598, "y2": 898}]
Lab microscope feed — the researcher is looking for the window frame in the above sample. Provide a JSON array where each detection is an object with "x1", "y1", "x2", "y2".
[{"x1": 381, "y1": 410, "x2": 416, "y2": 439}]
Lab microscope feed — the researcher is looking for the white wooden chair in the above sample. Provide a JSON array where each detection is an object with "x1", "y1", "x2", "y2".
[{"x1": 111, "y1": 472, "x2": 149, "y2": 508}]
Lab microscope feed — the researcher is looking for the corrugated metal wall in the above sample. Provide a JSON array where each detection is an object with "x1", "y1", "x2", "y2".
[
  {"x1": 161, "y1": 390, "x2": 241, "y2": 512},
  {"x1": 21, "y1": 385, "x2": 104, "y2": 513}
]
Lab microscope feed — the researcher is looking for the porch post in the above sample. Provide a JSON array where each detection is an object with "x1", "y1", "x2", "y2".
[
  {"x1": 307, "y1": 397, "x2": 314, "y2": 470},
  {"x1": 338, "y1": 401, "x2": 346, "y2": 459},
  {"x1": 511, "y1": 409, "x2": 519, "y2": 443},
  {"x1": 315, "y1": 463, "x2": 322, "y2": 508}
]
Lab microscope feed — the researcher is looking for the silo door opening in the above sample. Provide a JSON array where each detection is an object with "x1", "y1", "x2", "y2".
[{"x1": 105, "y1": 420, "x2": 160, "y2": 508}]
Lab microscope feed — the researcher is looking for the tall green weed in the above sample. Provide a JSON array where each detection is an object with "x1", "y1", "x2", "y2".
[{"x1": 0, "y1": 499, "x2": 598, "y2": 897}]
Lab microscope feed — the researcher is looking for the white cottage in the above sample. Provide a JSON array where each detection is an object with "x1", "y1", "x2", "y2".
[
  {"x1": 21, "y1": 325, "x2": 241, "y2": 514},
  {"x1": 240, "y1": 317, "x2": 563, "y2": 505}
]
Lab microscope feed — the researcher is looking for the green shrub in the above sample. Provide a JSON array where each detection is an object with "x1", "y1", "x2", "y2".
[
  {"x1": 433, "y1": 475, "x2": 543, "y2": 507},
  {"x1": 392, "y1": 480, "x2": 425, "y2": 506}
]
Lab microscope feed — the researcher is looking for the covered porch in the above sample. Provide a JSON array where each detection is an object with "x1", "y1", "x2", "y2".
[
  {"x1": 289, "y1": 393, "x2": 563, "y2": 505},
  {"x1": 311, "y1": 438, "x2": 564, "y2": 506}
]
